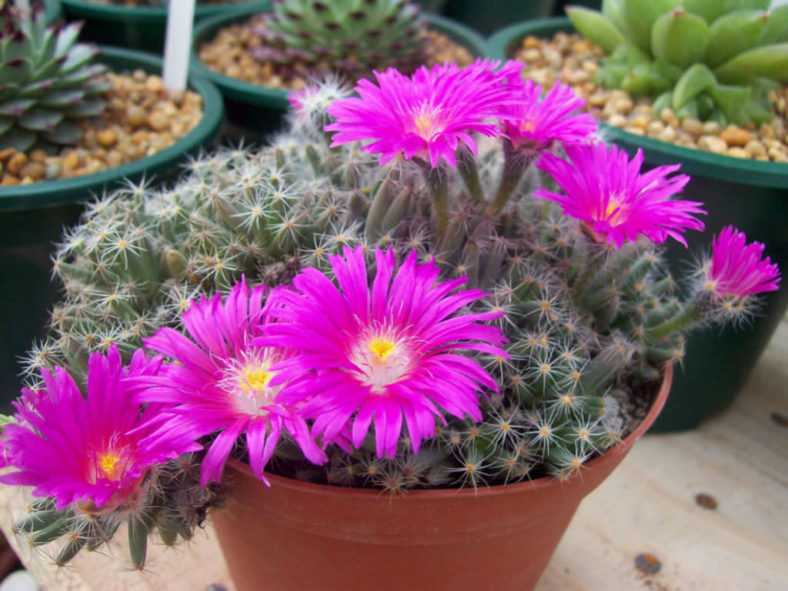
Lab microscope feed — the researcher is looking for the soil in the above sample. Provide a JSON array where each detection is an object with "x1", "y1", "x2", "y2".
[
  {"x1": 0, "y1": 71, "x2": 203, "y2": 186},
  {"x1": 513, "y1": 32, "x2": 788, "y2": 163},
  {"x1": 198, "y1": 14, "x2": 475, "y2": 92}
]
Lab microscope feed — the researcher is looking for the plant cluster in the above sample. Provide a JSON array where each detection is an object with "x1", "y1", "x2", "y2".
[
  {"x1": 0, "y1": 59, "x2": 780, "y2": 569},
  {"x1": 0, "y1": 2, "x2": 108, "y2": 151},
  {"x1": 252, "y1": 0, "x2": 427, "y2": 78},
  {"x1": 567, "y1": 0, "x2": 788, "y2": 125}
]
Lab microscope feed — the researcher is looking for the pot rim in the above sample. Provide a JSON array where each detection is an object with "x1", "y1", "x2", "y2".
[
  {"x1": 60, "y1": 0, "x2": 271, "y2": 21},
  {"x1": 228, "y1": 362, "x2": 673, "y2": 499},
  {"x1": 484, "y1": 16, "x2": 788, "y2": 188},
  {"x1": 189, "y1": 8, "x2": 488, "y2": 111},
  {"x1": 0, "y1": 45, "x2": 224, "y2": 212}
]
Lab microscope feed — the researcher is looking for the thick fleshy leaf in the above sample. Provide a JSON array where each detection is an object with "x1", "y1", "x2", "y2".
[
  {"x1": 566, "y1": 6, "x2": 624, "y2": 54},
  {"x1": 0, "y1": 128, "x2": 35, "y2": 152},
  {"x1": 714, "y1": 43, "x2": 788, "y2": 83},
  {"x1": 19, "y1": 108, "x2": 64, "y2": 132},
  {"x1": 42, "y1": 119, "x2": 83, "y2": 145},
  {"x1": 0, "y1": 98, "x2": 35, "y2": 117}
]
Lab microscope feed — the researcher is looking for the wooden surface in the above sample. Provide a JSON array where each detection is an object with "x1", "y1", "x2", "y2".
[{"x1": 2, "y1": 319, "x2": 787, "y2": 591}]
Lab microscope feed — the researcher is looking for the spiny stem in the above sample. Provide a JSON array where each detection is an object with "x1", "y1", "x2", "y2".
[
  {"x1": 420, "y1": 162, "x2": 450, "y2": 242},
  {"x1": 456, "y1": 148, "x2": 484, "y2": 206},
  {"x1": 645, "y1": 303, "x2": 703, "y2": 343},
  {"x1": 487, "y1": 140, "x2": 533, "y2": 217}
]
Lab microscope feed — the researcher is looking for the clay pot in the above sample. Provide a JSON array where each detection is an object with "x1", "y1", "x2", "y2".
[{"x1": 213, "y1": 365, "x2": 672, "y2": 591}]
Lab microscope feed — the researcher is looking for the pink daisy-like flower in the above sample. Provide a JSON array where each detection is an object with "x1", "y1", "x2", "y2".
[
  {"x1": 705, "y1": 226, "x2": 780, "y2": 297},
  {"x1": 259, "y1": 246, "x2": 508, "y2": 459},
  {"x1": 503, "y1": 79, "x2": 597, "y2": 152},
  {"x1": 535, "y1": 143, "x2": 706, "y2": 248},
  {"x1": 0, "y1": 347, "x2": 195, "y2": 511},
  {"x1": 325, "y1": 59, "x2": 525, "y2": 167},
  {"x1": 141, "y1": 278, "x2": 326, "y2": 486}
]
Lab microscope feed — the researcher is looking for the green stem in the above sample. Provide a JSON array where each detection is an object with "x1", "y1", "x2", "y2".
[
  {"x1": 645, "y1": 303, "x2": 703, "y2": 343},
  {"x1": 456, "y1": 148, "x2": 484, "y2": 206},
  {"x1": 487, "y1": 140, "x2": 532, "y2": 217}
]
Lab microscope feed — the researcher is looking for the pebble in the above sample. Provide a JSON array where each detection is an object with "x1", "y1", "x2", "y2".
[
  {"x1": 6, "y1": 152, "x2": 28, "y2": 176},
  {"x1": 744, "y1": 140, "x2": 767, "y2": 158},
  {"x1": 608, "y1": 114, "x2": 628, "y2": 128},
  {"x1": 680, "y1": 118, "x2": 703, "y2": 136},
  {"x1": 697, "y1": 135, "x2": 728, "y2": 154},
  {"x1": 62, "y1": 152, "x2": 80, "y2": 172},
  {"x1": 657, "y1": 126, "x2": 677, "y2": 143},
  {"x1": 720, "y1": 125, "x2": 752, "y2": 147},
  {"x1": 97, "y1": 128, "x2": 117, "y2": 147},
  {"x1": 126, "y1": 105, "x2": 147, "y2": 129}
]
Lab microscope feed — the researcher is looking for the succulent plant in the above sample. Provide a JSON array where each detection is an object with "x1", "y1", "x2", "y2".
[
  {"x1": 567, "y1": 0, "x2": 788, "y2": 125},
  {"x1": 254, "y1": 0, "x2": 427, "y2": 77},
  {"x1": 0, "y1": 3, "x2": 108, "y2": 151},
  {"x1": 2, "y1": 63, "x2": 778, "y2": 568}
]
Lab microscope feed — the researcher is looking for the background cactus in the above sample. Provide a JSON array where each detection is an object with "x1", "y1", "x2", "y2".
[
  {"x1": 0, "y1": 3, "x2": 108, "y2": 151},
  {"x1": 567, "y1": 0, "x2": 788, "y2": 125},
  {"x1": 253, "y1": 0, "x2": 427, "y2": 77}
]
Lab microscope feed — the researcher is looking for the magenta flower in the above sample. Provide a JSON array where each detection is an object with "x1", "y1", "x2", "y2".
[
  {"x1": 705, "y1": 226, "x2": 780, "y2": 297},
  {"x1": 141, "y1": 278, "x2": 326, "y2": 486},
  {"x1": 325, "y1": 59, "x2": 525, "y2": 167},
  {"x1": 503, "y1": 80, "x2": 597, "y2": 152},
  {"x1": 535, "y1": 143, "x2": 706, "y2": 248},
  {"x1": 259, "y1": 246, "x2": 508, "y2": 459},
  {"x1": 0, "y1": 347, "x2": 195, "y2": 511}
]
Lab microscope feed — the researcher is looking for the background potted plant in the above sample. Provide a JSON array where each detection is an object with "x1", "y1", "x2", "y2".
[
  {"x1": 485, "y1": 0, "x2": 788, "y2": 430},
  {"x1": 0, "y1": 59, "x2": 780, "y2": 589},
  {"x1": 59, "y1": 0, "x2": 270, "y2": 52},
  {"x1": 0, "y1": 4, "x2": 223, "y2": 410},
  {"x1": 190, "y1": 0, "x2": 485, "y2": 137}
]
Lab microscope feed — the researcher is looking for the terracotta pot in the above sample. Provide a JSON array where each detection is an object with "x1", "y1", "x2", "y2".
[{"x1": 212, "y1": 365, "x2": 672, "y2": 591}]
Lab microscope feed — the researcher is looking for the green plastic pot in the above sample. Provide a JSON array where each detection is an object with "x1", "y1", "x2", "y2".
[
  {"x1": 60, "y1": 0, "x2": 270, "y2": 53},
  {"x1": 190, "y1": 9, "x2": 487, "y2": 139},
  {"x1": 487, "y1": 18, "x2": 788, "y2": 432},
  {"x1": 443, "y1": 0, "x2": 556, "y2": 36},
  {"x1": 0, "y1": 46, "x2": 224, "y2": 410}
]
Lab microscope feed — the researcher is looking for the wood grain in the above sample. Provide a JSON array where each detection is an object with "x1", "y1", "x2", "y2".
[{"x1": 2, "y1": 319, "x2": 787, "y2": 591}]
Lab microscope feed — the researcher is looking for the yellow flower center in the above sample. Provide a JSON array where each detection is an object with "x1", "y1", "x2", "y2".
[
  {"x1": 414, "y1": 113, "x2": 435, "y2": 139},
  {"x1": 97, "y1": 452, "x2": 123, "y2": 481},
  {"x1": 604, "y1": 196, "x2": 627, "y2": 224},
  {"x1": 368, "y1": 338, "x2": 396, "y2": 362},
  {"x1": 519, "y1": 120, "x2": 535, "y2": 133},
  {"x1": 239, "y1": 365, "x2": 274, "y2": 393}
]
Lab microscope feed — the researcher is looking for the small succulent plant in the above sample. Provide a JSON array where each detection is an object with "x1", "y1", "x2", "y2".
[
  {"x1": 254, "y1": 0, "x2": 427, "y2": 77},
  {"x1": 0, "y1": 2, "x2": 108, "y2": 151},
  {"x1": 0, "y1": 61, "x2": 779, "y2": 569},
  {"x1": 567, "y1": 0, "x2": 788, "y2": 125}
]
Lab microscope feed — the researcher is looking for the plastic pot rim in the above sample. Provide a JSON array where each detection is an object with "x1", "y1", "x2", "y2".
[
  {"x1": 485, "y1": 16, "x2": 788, "y2": 188},
  {"x1": 190, "y1": 8, "x2": 488, "y2": 111},
  {"x1": 0, "y1": 45, "x2": 224, "y2": 213},
  {"x1": 227, "y1": 363, "x2": 672, "y2": 500},
  {"x1": 60, "y1": 0, "x2": 271, "y2": 22}
]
